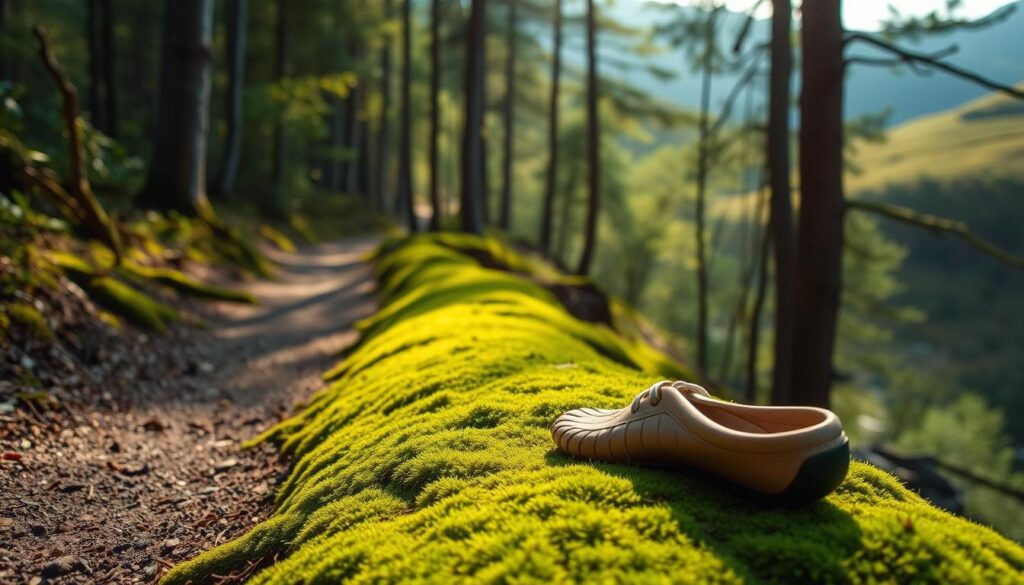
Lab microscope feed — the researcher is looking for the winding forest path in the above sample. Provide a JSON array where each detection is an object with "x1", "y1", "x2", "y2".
[{"x1": 1, "y1": 237, "x2": 379, "y2": 583}]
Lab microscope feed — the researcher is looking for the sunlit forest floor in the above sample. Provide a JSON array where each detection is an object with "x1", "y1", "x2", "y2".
[{"x1": 0, "y1": 237, "x2": 378, "y2": 581}]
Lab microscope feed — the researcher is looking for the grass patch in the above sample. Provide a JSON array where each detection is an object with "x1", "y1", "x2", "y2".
[{"x1": 163, "y1": 233, "x2": 1023, "y2": 584}]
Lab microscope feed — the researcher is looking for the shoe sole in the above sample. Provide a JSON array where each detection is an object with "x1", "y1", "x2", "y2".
[{"x1": 773, "y1": 439, "x2": 850, "y2": 505}]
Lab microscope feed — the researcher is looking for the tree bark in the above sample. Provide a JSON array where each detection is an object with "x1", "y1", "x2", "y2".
[
  {"x1": 0, "y1": 0, "x2": 10, "y2": 84},
  {"x1": 575, "y1": 0, "x2": 600, "y2": 275},
  {"x1": 499, "y1": 0, "x2": 518, "y2": 231},
  {"x1": 792, "y1": 0, "x2": 845, "y2": 407},
  {"x1": 459, "y1": 0, "x2": 487, "y2": 234},
  {"x1": 99, "y1": 0, "x2": 117, "y2": 138},
  {"x1": 344, "y1": 82, "x2": 365, "y2": 197},
  {"x1": 266, "y1": 0, "x2": 288, "y2": 218},
  {"x1": 376, "y1": 0, "x2": 394, "y2": 213},
  {"x1": 139, "y1": 0, "x2": 215, "y2": 217},
  {"x1": 768, "y1": 0, "x2": 796, "y2": 405},
  {"x1": 212, "y1": 0, "x2": 247, "y2": 199},
  {"x1": 693, "y1": 7, "x2": 717, "y2": 371},
  {"x1": 539, "y1": 0, "x2": 562, "y2": 253},
  {"x1": 86, "y1": 0, "x2": 105, "y2": 133},
  {"x1": 398, "y1": 0, "x2": 416, "y2": 231},
  {"x1": 428, "y1": 0, "x2": 442, "y2": 230}
]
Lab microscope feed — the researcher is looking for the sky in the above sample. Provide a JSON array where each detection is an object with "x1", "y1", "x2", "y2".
[{"x1": 651, "y1": 0, "x2": 1018, "y2": 31}]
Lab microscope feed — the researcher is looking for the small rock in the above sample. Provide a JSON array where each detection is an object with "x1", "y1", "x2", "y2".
[
  {"x1": 29, "y1": 524, "x2": 46, "y2": 537},
  {"x1": 213, "y1": 458, "x2": 238, "y2": 473},
  {"x1": 41, "y1": 555, "x2": 87, "y2": 578},
  {"x1": 142, "y1": 418, "x2": 166, "y2": 432}
]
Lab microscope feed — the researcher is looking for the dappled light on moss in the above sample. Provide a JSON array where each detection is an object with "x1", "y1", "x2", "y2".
[{"x1": 163, "y1": 234, "x2": 1023, "y2": 584}]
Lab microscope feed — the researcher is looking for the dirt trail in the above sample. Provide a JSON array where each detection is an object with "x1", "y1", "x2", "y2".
[{"x1": 0, "y1": 237, "x2": 379, "y2": 584}]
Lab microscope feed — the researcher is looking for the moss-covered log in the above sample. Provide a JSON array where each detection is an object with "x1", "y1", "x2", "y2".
[{"x1": 164, "y1": 234, "x2": 1023, "y2": 584}]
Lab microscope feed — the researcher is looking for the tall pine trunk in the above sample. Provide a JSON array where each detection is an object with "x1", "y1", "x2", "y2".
[
  {"x1": 86, "y1": 0, "x2": 105, "y2": 132},
  {"x1": 499, "y1": 0, "x2": 517, "y2": 231},
  {"x1": 139, "y1": 0, "x2": 214, "y2": 216},
  {"x1": 99, "y1": 0, "x2": 117, "y2": 138},
  {"x1": 212, "y1": 0, "x2": 246, "y2": 199},
  {"x1": 768, "y1": 0, "x2": 796, "y2": 405},
  {"x1": 538, "y1": 0, "x2": 562, "y2": 253},
  {"x1": 428, "y1": 0, "x2": 442, "y2": 230},
  {"x1": 459, "y1": 0, "x2": 487, "y2": 234},
  {"x1": 376, "y1": 0, "x2": 394, "y2": 212},
  {"x1": 0, "y1": 0, "x2": 10, "y2": 84},
  {"x1": 792, "y1": 0, "x2": 845, "y2": 407},
  {"x1": 398, "y1": 0, "x2": 415, "y2": 231},
  {"x1": 266, "y1": 0, "x2": 288, "y2": 218},
  {"x1": 575, "y1": 0, "x2": 600, "y2": 275},
  {"x1": 693, "y1": 8, "x2": 717, "y2": 371}
]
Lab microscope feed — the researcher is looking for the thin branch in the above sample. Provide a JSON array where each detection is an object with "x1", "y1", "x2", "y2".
[
  {"x1": 708, "y1": 60, "x2": 761, "y2": 139},
  {"x1": 732, "y1": 0, "x2": 768, "y2": 54},
  {"x1": 845, "y1": 33, "x2": 1024, "y2": 100},
  {"x1": 846, "y1": 199, "x2": 1024, "y2": 270}
]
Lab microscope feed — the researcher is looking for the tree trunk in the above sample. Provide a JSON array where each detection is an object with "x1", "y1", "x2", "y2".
[
  {"x1": 212, "y1": 0, "x2": 246, "y2": 199},
  {"x1": 376, "y1": 0, "x2": 394, "y2": 212},
  {"x1": 99, "y1": 0, "x2": 117, "y2": 138},
  {"x1": 792, "y1": 0, "x2": 845, "y2": 407},
  {"x1": 86, "y1": 0, "x2": 105, "y2": 133},
  {"x1": 499, "y1": 0, "x2": 517, "y2": 231},
  {"x1": 266, "y1": 0, "x2": 288, "y2": 218},
  {"x1": 428, "y1": 0, "x2": 442, "y2": 230},
  {"x1": 398, "y1": 0, "x2": 416, "y2": 231},
  {"x1": 768, "y1": 0, "x2": 797, "y2": 405},
  {"x1": 459, "y1": 0, "x2": 487, "y2": 234},
  {"x1": 344, "y1": 83, "x2": 365, "y2": 197},
  {"x1": 539, "y1": 0, "x2": 562, "y2": 253},
  {"x1": 745, "y1": 207, "x2": 773, "y2": 402},
  {"x1": 693, "y1": 8, "x2": 717, "y2": 371},
  {"x1": 575, "y1": 0, "x2": 600, "y2": 276},
  {"x1": 0, "y1": 0, "x2": 10, "y2": 84},
  {"x1": 139, "y1": 0, "x2": 215, "y2": 217}
]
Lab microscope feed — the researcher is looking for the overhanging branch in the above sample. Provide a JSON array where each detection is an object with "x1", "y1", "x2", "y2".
[
  {"x1": 846, "y1": 199, "x2": 1024, "y2": 270},
  {"x1": 845, "y1": 33, "x2": 1024, "y2": 100}
]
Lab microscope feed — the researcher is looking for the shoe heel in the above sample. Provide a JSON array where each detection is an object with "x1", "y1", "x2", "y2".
[{"x1": 775, "y1": 440, "x2": 850, "y2": 504}]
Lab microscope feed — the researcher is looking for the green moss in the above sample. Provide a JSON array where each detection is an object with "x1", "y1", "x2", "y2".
[
  {"x1": 5, "y1": 302, "x2": 53, "y2": 341},
  {"x1": 120, "y1": 263, "x2": 256, "y2": 304},
  {"x1": 46, "y1": 252, "x2": 182, "y2": 332},
  {"x1": 259, "y1": 224, "x2": 297, "y2": 253},
  {"x1": 164, "y1": 234, "x2": 1023, "y2": 584},
  {"x1": 84, "y1": 276, "x2": 181, "y2": 332}
]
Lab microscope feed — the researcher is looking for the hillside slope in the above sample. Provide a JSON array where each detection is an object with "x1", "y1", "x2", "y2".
[
  {"x1": 163, "y1": 234, "x2": 1023, "y2": 584},
  {"x1": 848, "y1": 88, "x2": 1024, "y2": 194}
]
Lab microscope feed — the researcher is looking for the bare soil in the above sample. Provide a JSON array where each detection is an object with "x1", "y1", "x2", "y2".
[{"x1": 0, "y1": 237, "x2": 378, "y2": 584}]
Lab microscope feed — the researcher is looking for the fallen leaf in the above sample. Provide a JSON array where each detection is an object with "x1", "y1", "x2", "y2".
[{"x1": 2, "y1": 451, "x2": 22, "y2": 461}]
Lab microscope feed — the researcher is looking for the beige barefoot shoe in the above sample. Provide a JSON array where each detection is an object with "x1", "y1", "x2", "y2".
[{"x1": 552, "y1": 381, "x2": 849, "y2": 502}]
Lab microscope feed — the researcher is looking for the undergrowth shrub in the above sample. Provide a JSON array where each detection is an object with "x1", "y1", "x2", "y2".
[{"x1": 164, "y1": 234, "x2": 1023, "y2": 584}]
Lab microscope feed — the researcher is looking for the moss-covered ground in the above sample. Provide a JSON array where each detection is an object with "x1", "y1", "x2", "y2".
[{"x1": 164, "y1": 233, "x2": 1023, "y2": 584}]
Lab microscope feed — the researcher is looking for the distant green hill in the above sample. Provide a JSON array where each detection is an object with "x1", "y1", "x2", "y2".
[
  {"x1": 849, "y1": 88, "x2": 1024, "y2": 194},
  {"x1": 849, "y1": 89, "x2": 1024, "y2": 444}
]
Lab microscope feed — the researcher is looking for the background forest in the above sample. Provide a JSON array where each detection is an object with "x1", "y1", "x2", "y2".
[{"x1": 2, "y1": 0, "x2": 1023, "y2": 543}]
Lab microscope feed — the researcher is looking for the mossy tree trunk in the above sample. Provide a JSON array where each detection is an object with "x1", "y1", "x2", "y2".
[
  {"x1": 538, "y1": 0, "x2": 562, "y2": 254},
  {"x1": 792, "y1": 0, "x2": 845, "y2": 408},
  {"x1": 139, "y1": 0, "x2": 215, "y2": 218},
  {"x1": 32, "y1": 27, "x2": 124, "y2": 262},
  {"x1": 459, "y1": 0, "x2": 487, "y2": 234},
  {"x1": 212, "y1": 0, "x2": 246, "y2": 199}
]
